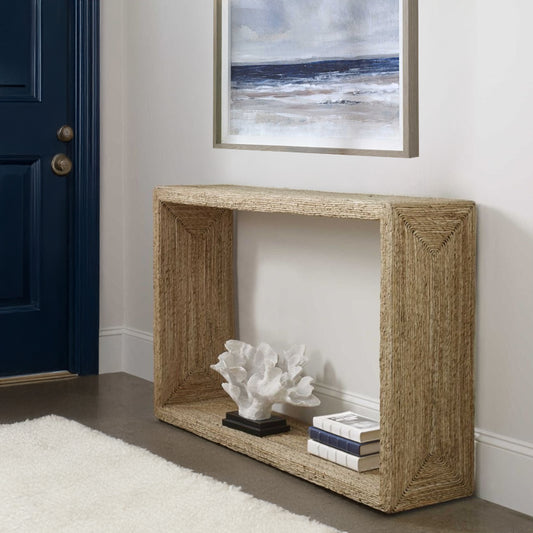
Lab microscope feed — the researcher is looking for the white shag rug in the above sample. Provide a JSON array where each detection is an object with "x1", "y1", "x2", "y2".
[{"x1": 0, "y1": 416, "x2": 343, "y2": 533}]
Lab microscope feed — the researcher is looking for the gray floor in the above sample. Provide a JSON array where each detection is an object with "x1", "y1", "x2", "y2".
[{"x1": 1, "y1": 373, "x2": 532, "y2": 533}]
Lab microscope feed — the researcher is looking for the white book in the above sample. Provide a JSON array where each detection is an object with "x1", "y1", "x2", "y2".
[
  {"x1": 307, "y1": 440, "x2": 379, "y2": 472},
  {"x1": 312, "y1": 411, "x2": 380, "y2": 443}
]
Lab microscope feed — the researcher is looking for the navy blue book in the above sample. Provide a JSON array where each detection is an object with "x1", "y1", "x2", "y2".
[{"x1": 308, "y1": 426, "x2": 380, "y2": 457}]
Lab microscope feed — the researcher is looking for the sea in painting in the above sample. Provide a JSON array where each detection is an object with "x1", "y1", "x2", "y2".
[{"x1": 227, "y1": 0, "x2": 401, "y2": 149}]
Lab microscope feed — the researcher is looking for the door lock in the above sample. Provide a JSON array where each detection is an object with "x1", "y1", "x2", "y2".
[
  {"x1": 51, "y1": 153, "x2": 73, "y2": 176},
  {"x1": 57, "y1": 125, "x2": 74, "y2": 142}
]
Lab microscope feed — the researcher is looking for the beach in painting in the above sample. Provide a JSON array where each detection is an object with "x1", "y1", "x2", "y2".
[
  {"x1": 226, "y1": 0, "x2": 402, "y2": 149},
  {"x1": 230, "y1": 56, "x2": 400, "y2": 146}
]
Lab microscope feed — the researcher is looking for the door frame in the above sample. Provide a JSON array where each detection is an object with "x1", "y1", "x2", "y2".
[{"x1": 69, "y1": 0, "x2": 99, "y2": 374}]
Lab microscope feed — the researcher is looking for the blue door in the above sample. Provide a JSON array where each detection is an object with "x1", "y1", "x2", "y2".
[{"x1": 0, "y1": 0, "x2": 73, "y2": 376}]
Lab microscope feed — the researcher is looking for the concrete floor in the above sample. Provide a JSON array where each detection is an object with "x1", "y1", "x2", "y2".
[{"x1": 1, "y1": 372, "x2": 532, "y2": 533}]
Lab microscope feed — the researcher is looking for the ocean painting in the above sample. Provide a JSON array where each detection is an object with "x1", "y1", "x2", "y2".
[{"x1": 219, "y1": 0, "x2": 405, "y2": 152}]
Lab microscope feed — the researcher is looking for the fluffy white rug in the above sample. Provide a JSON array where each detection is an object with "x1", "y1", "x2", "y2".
[{"x1": 0, "y1": 416, "x2": 342, "y2": 533}]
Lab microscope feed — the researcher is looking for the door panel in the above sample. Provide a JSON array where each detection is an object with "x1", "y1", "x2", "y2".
[
  {"x1": 0, "y1": 159, "x2": 40, "y2": 308},
  {"x1": 0, "y1": 0, "x2": 71, "y2": 377},
  {"x1": 0, "y1": 0, "x2": 41, "y2": 101}
]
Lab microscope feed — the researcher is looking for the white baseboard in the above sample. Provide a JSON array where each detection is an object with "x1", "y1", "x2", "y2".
[
  {"x1": 122, "y1": 328, "x2": 154, "y2": 381},
  {"x1": 475, "y1": 429, "x2": 533, "y2": 516},
  {"x1": 99, "y1": 327, "x2": 533, "y2": 517},
  {"x1": 99, "y1": 327, "x2": 153, "y2": 381},
  {"x1": 313, "y1": 382, "x2": 379, "y2": 420},
  {"x1": 98, "y1": 327, "x2": 123, "y2": 374}
]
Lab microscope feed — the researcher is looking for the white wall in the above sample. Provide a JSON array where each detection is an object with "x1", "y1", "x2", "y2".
[
  {"x1": 99, "y1": 0, "x2": 126, "y2": 372},
  {"x1": 100, "y1": 0, "x2": 533, "y2": 516}
]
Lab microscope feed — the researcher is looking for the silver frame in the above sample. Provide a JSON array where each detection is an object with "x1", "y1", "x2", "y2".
[{"x1": 214, "y1": 0, "x2": 418, "y2": 158}]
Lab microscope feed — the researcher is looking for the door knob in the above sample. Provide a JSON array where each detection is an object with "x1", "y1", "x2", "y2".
[
  {"x1": 57, "y1": 125, "x2": 74, "y2": 142},
  {"x1": 51, "y1": 153, "x2": 73, "y2": 176}
]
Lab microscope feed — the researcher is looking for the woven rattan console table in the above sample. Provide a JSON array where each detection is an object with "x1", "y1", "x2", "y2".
[{"x1": 153, "y1": 185, "x2": 476, "y2": 513}]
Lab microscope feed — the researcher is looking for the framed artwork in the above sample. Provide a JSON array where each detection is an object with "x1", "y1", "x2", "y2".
[{"x1": 214, "y1": 0, "x2": 418, "y2": 157}]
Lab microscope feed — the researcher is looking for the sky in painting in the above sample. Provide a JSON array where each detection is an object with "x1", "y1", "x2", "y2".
[{"x1": 231, "y1": 0, "x2": 400, "y2": 65}]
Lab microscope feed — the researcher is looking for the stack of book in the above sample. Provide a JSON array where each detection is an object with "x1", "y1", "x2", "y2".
[{"x1": 307, "y1": 411, "x2": 380, "y2": 472}]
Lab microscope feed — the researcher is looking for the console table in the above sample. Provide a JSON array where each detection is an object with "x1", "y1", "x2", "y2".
[{"x1": 153, "y1": 185, "x2": 476, "y2": 513}]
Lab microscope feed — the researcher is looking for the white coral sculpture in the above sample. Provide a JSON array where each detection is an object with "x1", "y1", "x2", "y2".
[{"x1": 211, "y1": 340, "x2": 320, "y2": 421}]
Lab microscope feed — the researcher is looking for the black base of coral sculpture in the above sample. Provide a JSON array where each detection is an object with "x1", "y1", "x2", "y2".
[{"x1": 222, "y1": 411, "x2": 290, "y2": 437}]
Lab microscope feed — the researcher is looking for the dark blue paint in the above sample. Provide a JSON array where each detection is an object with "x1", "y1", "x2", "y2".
[
  {"x1": 231, "y1": 56, "x2": 399, "y2": 87},
  {"x1": 0, "y1": 0, "x2": 41, "y2": 100},
  {"x1": 0, "y1": 0, "x2": 70, "y2": 376},
  {"x1": 0, "y1": 159, "x2": 40, "y2": 307},
  {"x1": 0, "y1": 0, "x2": 99, "y2": 377},
  {"x1": 70, "y1": 0, "x2": 99, "y2": 375}
]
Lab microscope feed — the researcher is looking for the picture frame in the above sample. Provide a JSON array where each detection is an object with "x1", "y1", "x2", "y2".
[{"x1": 214, "y1": 0, "x2": 418, "y2": 157}]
